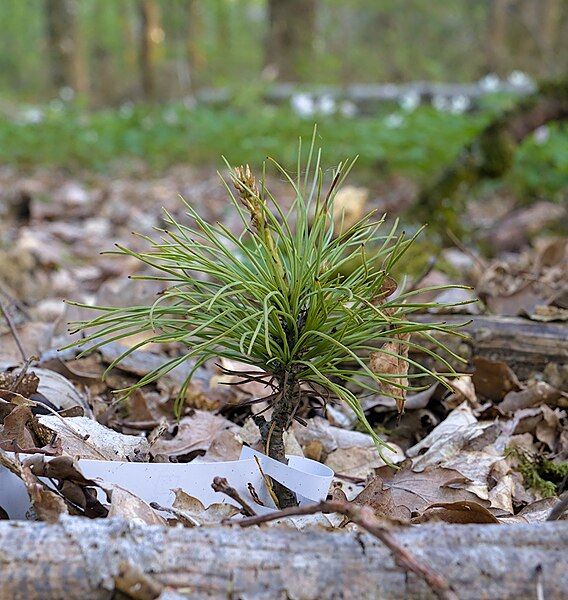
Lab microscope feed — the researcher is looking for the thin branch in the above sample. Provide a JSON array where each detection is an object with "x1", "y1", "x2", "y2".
[
  {"x1": 239, "y1": 499, "x2": 457, "y2": 600},
  {"x1": 211, "y1": 477, "x2": 256, "y2": 517},
  {"x1": 0, "y1": 301, "x2": 27, "y2": 362},
  {"x1": 547, "y1": 493, "x2": 568, "y2": 522}
]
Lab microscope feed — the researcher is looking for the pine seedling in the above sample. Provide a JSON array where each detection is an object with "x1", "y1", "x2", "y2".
[{"x1": 69, "y1": 135, "x2": 467, "y2": 508}]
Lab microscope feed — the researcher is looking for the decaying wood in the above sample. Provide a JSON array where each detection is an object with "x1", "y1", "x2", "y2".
[
  {"x1": 414, "y1": 314, "x2": 568, "y2": 381},
  {"x1": 0, "y1": 517, "x2": 567, "y2": 599}
]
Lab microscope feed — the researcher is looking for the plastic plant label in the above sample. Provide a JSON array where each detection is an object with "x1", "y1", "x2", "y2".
[{"x1": 0, "y1": 447, "x2": 333, "y2": 520}]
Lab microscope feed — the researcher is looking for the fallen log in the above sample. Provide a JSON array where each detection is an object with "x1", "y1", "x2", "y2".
[
  {"x1": 414, "y1": 314, "x2": 568, "y2": 382},
  {"x1": 0, "y1": 517, "x2": 566, "y2": 599}
]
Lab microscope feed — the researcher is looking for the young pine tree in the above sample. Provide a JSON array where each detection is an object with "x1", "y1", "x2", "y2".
[{"x1": 71, "y1": 139, "x2": 465, "y2": 507}]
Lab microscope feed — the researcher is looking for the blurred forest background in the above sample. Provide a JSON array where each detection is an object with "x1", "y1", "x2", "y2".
[{"x1": 0, "y1": 0, "x2": 566, "y2": 219}]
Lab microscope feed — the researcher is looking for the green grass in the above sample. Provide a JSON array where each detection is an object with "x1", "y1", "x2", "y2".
[{"x1": 1, "y1": 98, "x2": 566, "y2": 198}]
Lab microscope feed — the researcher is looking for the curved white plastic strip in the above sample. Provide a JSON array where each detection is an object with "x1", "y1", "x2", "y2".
[{"x1": 0, "y1": 448, "x2": 333, "y2": 520}]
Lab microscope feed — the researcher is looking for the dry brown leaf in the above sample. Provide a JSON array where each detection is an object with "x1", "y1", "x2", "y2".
[
  {"x1": 108, "y1": 485, "x2": 167, "y2": 526},
  {"x1": 500, "y1": 381, "x2": 563, "y2": 414},
  {"x1": 370, "y1": 332, "x2": 410, "y2": 412},
  {"x1": 472, "y1": 357, "x2": 521, "y2": 401},
  {"x1": 20, "y1": 462, "x2": 68, "y2": 523},
  {"x1": 499, "y1": 497, "x2": 562, "y2": 524},
  {"x1": 0, "y1": 405, "x2": 37, "y2": 450},
  {"x1": 444, "y1": 375, "x2": 478, "y2": 408},
  {"x1": 37, "y1": 415, "x2": 150, "y2": 461},
  {"x1": 33, "y1": 368, "x2": 89, "y2": 412},
  {"x1": 23, "y1": 454, "x2": 109, "y2": 518},
  {"x1": 324, "y1": 444, "x2": 404, "y2": 480},
  {"x1": 0, "y1": 322, "x2": 55, "y2": 362},
  {"x1": 199, "y1": 429, "x2": 242, "y2": 463},
  {"x1": 488, "y1": 473, "x2": 515, "y2": 514},
  {"x1": 171, "y1": 488, "x2": 239, "y2": 525},
  {"x1": 352, "y1": 460, "x2": 485, "y2": 522},
  {"x1": 0, "y1": 370, "x2": 39, "y2": 397},
  {"x1": 150, "y1": 410, "x2": 236, "y2": 459},
  {"x1": 412, "y1": 500, "x2": 499, "y2": 524}
]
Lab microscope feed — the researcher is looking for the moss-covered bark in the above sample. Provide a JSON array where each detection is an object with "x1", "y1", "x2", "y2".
[{"x1": 418, "y1": 80, "x2": 568, "y2": 231}]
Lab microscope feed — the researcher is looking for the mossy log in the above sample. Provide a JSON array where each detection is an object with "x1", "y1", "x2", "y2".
[
  {"x1": 0, "y1": 518, "x2": 567, "y2": 599},
  {"x1": 418, "y1": 80, "x2": 568, "y2": 228}
]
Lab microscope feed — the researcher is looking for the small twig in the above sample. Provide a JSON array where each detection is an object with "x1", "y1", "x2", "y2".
[
  {"x1": 546, "y1": 492, "x2": 568, "y2": 521},
  {"x1": 211, "y1": 477, "x2": 256, "y2": 517},
  {"x1": 408, "y1": 256, "x2": 437, "y2": 293},
  {"x1": 9, "y1": 355, "x2": 36, "y2": 392},
  {"x1": 149, "y1": 502, "x2": 199, "y2": 527},
  {"x1": 252, "y1": 455, "x2": 279, "y2": 508},
  {"x1": 247, "y1": 483, "x2": 265, "y2": 507},
  {"x1": 0, "y1": 284, "x2": 32, "y2": 321},
  {"x1": 445, "y1": 227, "x2": 488, "y2": 271},
  {"x1": 0, "y1": 301, "x2": 27, "y2": 362},
  {"x1": 239, "y1": 499, "x2": 457, "y2": 600}
]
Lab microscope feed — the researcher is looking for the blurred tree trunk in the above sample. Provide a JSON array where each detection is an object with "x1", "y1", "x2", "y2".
[
  {"x1": 138, "y1": 0, "x2": 161, "y2": 100},
  {"x1": 185, "y1": 0, "x2": 202, "y2": 91},
  {"x1": 486, "y1": 0, "x2": 510, "y2": 74},
  {"x1": 540, "y1": 0, "x2": 562, "y2": 77},
  {"x1": 119, "y1": 2, "x2": 137, "y2": 71},
  {"x1": 265, "y1": 0, "x2": 317, "y2": 82},
  {"x1": 44, "y1": 0, "x2": 87, "y2": 95}
]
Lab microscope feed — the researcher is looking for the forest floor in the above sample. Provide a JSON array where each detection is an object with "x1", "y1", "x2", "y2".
[{"x1": 0, "y1": 163, "x2": 567, "y2": 596}]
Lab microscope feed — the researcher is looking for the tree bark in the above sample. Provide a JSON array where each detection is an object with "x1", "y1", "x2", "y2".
[
  {"x1": 265, "y1": 0, "x2": 317, "y2": 82},
  {"x1": 0, "y1": 518, "x2": 566, "y2": 599},
  {"x1": 44, "y1": 0, "x2": 87, "y2": 95}
]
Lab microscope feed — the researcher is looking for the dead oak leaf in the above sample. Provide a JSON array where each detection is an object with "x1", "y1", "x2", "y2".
[{"x1": 352, "y1": 460, "x2": 485, "y2": 522}]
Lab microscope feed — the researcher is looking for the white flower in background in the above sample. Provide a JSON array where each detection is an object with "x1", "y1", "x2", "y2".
[
  {"x1": 432, "y1": 95, "x2": 448, "y2": 112},
  {"x1": 384, "y1": 113, "x2": 404, "y2": 129},
  {"x1": 59, "y1": 86, "x2": 75, "y2": 102},
  {"x1": 49, "y1": 99, "x2": 64, "y2": 112},
  {"x1": 340, "y1": 100, "x2": 357, "y2": 118},
  {"x1": 479, "y1": 74, "x2": 500, "y2": 92},
  {"x1": 534, "y1": 125, "x2": 550, "y2": 145},
  {"x1": 183, "y1": 95, "x2": 197, "y2": 109},
  {"x1": 21, "y1": 107, "x2": 44, "y2": 124},
  {"x1": 291, "y1": 93, "x2": 315, "y2": 118},
  {"x1": 318, "y1": 94, "x2": 336, "y2": 115},
  {"x1": 163, "y1": 108, "x2": 179, "y2": 125},
  {"x1": 508, "y1": 70, "x2": 533, "y2": 88},
  {"x1": 400, "y1": 90, "x2": 420, "y2": 112},
  {"x1": 450, "y1": 94, "x2": 470, "y2": 114},
  {"x1": 119, "y1": 103, "x2": 134, "y2": 118}
]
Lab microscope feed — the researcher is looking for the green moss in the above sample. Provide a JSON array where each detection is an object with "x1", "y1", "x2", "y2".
[{"x1": 509, "y1": 448, "x2": 568, "y2": 498}]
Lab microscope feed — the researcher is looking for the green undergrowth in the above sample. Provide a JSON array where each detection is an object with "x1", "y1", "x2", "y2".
[{"x1": 1, "y1": 98, "x2": 566, "y2": 200}]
